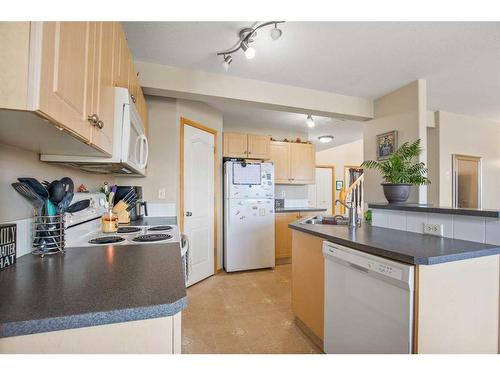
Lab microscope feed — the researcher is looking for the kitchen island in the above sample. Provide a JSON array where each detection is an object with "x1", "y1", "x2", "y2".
[
  {"x1": 0, "y1": 241, "x2": 187, "y2": 354},
  {"x1": 289, "y1": 208, "x2": 500, "y2": 354}
]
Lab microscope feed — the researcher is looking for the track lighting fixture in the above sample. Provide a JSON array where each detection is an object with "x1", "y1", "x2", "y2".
[
  {"x1": 306, "y1": 115, "x2": 315, "y2": 128},
  {"x1": 222, "y1": 55, "x2": 233, "y2": 71},
  {"x1": 318, "y1": 135, "x2": 334, "y2": 144},
  {"x1": 240, "y1": 40, "x2": 256, "y2": 59},
  {"x1": 270, "y1": 23, "x2": 283, "y2": 40},
  {"x1": 217, "y1": 21, "x2": 284, "y2": 70}
]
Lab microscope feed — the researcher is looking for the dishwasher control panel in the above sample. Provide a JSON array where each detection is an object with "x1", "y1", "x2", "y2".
[{"x1": 323, "y1": 241, "x2": 412, "y2": 283}]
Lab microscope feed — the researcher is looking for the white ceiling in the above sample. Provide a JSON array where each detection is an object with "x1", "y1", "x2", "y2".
[{"x1": 123, "y1": 21, "x2": 500, "y2": 144}]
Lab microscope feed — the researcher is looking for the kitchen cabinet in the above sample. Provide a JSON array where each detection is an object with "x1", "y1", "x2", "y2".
[
  {"x1": 291, "y1": 229, "x2": 325, "y2": 346},
  {"x1": 270, "y1": 141, "x2": 316, "y2": 184},
  {"x1": 112, "y1": 23, "x2": 130, "y2": 89},
  {"x1": 38, "y1": 22, "x2": 94, "y2": 144},
  {"x1": 247, "y1": 134, "x2": 270, "y2": 159},
  {"x1": 223, "y1": 132, "x2": 270, "y2": 159},
  {"x1": 0, "y1": 21, "x2": 149, "y2": 156},
  {"x1": 275, "y1": 211, "x2": 323, "y2": 261},
  {"x1": 0, "y1": 313, "x2": 182, "y2": 354}
]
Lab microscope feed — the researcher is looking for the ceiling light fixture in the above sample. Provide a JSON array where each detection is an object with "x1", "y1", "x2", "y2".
[
  {"x1": 306, "y1": 115, "x2": 315, "y2": 128},
  {"x1": 240, "y1": 40, "x2": 256, "y2": 59},
  {"x1": 270, "y1": 23, "x2": 283, "y2": 40},
  {"x1": 217, "y1": 21, "x2": 285, "y2": 70},
  {"x1": 222, "y1": 55, "x2": 233, "y2": 71},
  {"x1": 318, "y1": 135, "x2": 334, "y2": 144}
]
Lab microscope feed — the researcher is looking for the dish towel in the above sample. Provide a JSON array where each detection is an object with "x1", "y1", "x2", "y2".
[{"x1": 181, "y1": 233, "x2": 192, "y2": 286}]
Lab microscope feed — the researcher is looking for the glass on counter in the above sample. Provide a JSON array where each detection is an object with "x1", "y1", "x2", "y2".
[{"x1": 101, "y1": 210, "x2": 118, "y2": 233}]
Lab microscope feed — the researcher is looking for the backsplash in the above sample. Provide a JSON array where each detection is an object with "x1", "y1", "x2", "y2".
[{"x1": 275, "y1": 185, "x2": 309, "y2": 200}]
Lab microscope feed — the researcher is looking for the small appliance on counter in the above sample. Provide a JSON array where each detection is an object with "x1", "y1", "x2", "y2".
[{"x1": 114, "y1": 186, "x2": 148, "y2": 221}]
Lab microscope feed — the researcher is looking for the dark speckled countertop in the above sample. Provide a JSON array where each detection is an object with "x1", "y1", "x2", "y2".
[
  {"x1": 289, "y1": 221, "x2": 500, "y2": 265},
  {"x1": 0, "y1": 240, "x2": 187, "y2": 338},
  {"x1": 275, "y1": 207, "x2": 327, "y2": 213}
]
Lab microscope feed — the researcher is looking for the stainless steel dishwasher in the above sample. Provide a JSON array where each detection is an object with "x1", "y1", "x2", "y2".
[{"x1": 323, "y1": 241, "x2": 414, "y2": 354}]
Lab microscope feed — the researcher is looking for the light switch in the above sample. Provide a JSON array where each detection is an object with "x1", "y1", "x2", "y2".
[{"x1": 158, "y1": 188, "x2": 166, "y2": 199}]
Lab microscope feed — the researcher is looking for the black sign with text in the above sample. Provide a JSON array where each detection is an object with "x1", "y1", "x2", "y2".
[{"x1": 0, "y1": 224, "x2": 16, "y2": 270}]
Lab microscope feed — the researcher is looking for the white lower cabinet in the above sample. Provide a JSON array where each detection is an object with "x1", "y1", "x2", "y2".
[{"x1": 0, "y1": 312, "x2": 182, "y2": 354}]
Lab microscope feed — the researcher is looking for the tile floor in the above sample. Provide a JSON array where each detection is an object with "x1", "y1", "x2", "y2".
[{"x1": 182, "y1": 264, "x2": 322, "y2": 354}]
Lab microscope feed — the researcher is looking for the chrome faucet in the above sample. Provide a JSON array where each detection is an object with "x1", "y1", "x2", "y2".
[{"x1": 335, "y1": 199, "x2": 359, "y2": 228}]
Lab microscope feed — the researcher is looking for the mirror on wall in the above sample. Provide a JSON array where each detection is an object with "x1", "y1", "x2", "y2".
[{"x1": 452, "y1": 154, "x2": 482, "y2": 209}]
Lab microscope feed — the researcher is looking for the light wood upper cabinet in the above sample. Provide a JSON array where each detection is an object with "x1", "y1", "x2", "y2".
[
  {"x1": 112, "y1": 23, "x2": 130, "y2": 88},
  {"x1": 247, "y1": 134, "x2": 270, "y2": 159},
  {"x1": 38, "y1": 22, "x2": 93, "y2": 142},
  {"x1": 270, "y1": 141, "x2": 291, "y2": 183},
  {"x1": 290, "y1": 143, "x2": 316, "y2": 184},
  {"x1": 223, "y1": 132, "x2": 270, "y2": 159},
  {"x1": 223, "y1": 132, "x2": 249, "y2": 158},
  {"x1": 270, "y1": 141, "x2": 316, "y2": 184},
  {"x1": 89, "y1": 22, "x2": 115, "y2": 154}
]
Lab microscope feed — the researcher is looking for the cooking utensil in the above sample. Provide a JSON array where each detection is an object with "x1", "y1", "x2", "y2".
[
  {"x1": 108, "y1": 185, "x2": 117, "y2": 207},
  {"x1": 11, "y1": 182, "x2": 45, "y2": 210},
  {"x1": 58, "y1": 177, "x2": 74, "y2": 213},
  {"x1": 47, "y1": 180, "x2": 65, "y2": 204},
  {"x1": 17, "y1": 177, "x2": 49, "y2": 200},
  {"x1": 66, "y1": 199, "x2": 90, "y2": 214}
]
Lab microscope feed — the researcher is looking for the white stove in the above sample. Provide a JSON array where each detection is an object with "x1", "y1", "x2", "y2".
[{"x1": 64, "y1": 192, "x2": 179, "y2": 248}]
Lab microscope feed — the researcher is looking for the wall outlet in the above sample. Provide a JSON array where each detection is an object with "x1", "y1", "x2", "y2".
[
  {"x1": 423, "y1": 223, "x2": 444, "y2": 237},
  {"x1": 158, "y1": 188, "x2": 166, "y2": 200}
]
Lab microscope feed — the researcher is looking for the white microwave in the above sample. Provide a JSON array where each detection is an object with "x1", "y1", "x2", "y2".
[{"x1": 41, "y1": 88, "x2": 149, "y2": 176}]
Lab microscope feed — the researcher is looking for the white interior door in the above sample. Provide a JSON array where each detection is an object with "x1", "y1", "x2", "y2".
[
  {"x1": 183, "y1": 125, "x2": 215, "y2": 286},
  {"x1": 308, "y1": 168, "x2": 333, "y2": 214}
]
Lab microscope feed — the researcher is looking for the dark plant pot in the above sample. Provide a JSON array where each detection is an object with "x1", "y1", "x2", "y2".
[{"x1": 381, "y1": 183, "x2": 412, "y2": 204}]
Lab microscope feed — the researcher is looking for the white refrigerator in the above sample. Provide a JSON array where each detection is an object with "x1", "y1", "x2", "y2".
[{"x1": 224, "y1": 161, "x2": 275, "y2": 272}]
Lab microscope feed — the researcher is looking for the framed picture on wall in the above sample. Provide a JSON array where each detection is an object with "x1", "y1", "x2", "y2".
[
  {"x1": 376, "y1": 130, "x2": 398, "y2": 160},
  {"x1": 336, "y1": 180, "x2": 344, "y2": 191}
]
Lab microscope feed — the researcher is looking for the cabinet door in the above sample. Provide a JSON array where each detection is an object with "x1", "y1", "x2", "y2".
[
  {"x1": 275, "y1": 212, "x2": 299, "y2": 259},
  {"x1": 128, "y1": 58, "x2": 139, "y2": 105},
  {"x1": 89, "y1": 22, "x2": 114, "y2": 155},
  {"x1": 223, "y1": 132, "x2": 248, "y2": 158},
  {"x1": 290, "y1": 143, "x2": 316, "y2": 184},
  {"x1": 113, "y1": 23, "x2": 129, "y2": 88},
  {"x1": 38, "y1": 22, "x2": 93, "y2": 142},
  {"x1": 247, "y1": 134, "x2": 270, "y2": 159},
  {"x1": 269, "y1": 141, "x2": 291, "y2": 183},
  {"x1": 136, "y1": 90, "x2": 148, "y2": 133}
]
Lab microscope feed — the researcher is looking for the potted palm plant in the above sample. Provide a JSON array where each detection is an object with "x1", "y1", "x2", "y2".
[{"x1": 361, "y1": 139, "x2": 430, "y2": 204}]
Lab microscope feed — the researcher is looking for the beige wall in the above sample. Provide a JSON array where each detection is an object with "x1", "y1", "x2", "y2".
[
  {"x1": 316, "y1": 139, "x2": 364, "y2": 186},
  {"x1": 363, "y1": 80, "x2": 428, "y2": 204},
  {"x1": 136, "y1": 61, "x2": 374, "y2": 121},
  {"x1": 428, "y1": 111, "x2": 500, "y2": 209},
  {"x1": 0, "y1": 143, "x2": 108, "y2": 223}
]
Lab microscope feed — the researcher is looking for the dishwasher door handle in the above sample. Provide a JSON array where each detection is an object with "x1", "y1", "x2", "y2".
[{"x1": 348, "y1": 263, "x2": 369, "y2": 273}]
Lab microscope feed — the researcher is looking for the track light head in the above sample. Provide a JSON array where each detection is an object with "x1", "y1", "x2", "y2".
[
  {"x1": 270, "y1": 23, "x2": 283, "y2": 40},
  {"x1": 222, "y1": 55, "x2": 233, "y2": 71},
  {"x1": 306, "y1": 115, "x2": 315, "y2": 128},
  {"x1": 241, "y1": 40, "x2": 256, "y2": 59}
]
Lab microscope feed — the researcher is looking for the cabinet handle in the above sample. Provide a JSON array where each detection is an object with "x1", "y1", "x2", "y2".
[
  {"x1": 95, "y1": 120, "x2": 104, "y2": 129},
  {"x1": 87, "y1": 114, "x2": 99, "y2": 125},
  {"x1": 131, "y1": 94, "x2": 136, "y2": 103}
]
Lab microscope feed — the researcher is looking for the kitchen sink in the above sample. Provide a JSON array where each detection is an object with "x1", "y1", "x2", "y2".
[{"x1": 302, "y1": 215, "x2": 350, "y2": 225}]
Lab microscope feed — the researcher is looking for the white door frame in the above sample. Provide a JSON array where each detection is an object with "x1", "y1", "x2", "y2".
[{"x1": 179, "y1": 117, "x2": 218, "y2": 277}]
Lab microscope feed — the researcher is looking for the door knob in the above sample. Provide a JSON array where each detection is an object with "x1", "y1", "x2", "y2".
[
  {"x1": 185, "y1": 211, "x2": 193, "y2": 217},
  {"x1": 95, "y1": 120, "x2": 104, "y2": 129}
]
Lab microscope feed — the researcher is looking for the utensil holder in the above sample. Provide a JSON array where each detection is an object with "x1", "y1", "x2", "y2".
[{"x1": 32, "y1": 211, "x2": 65, "y2": 257}]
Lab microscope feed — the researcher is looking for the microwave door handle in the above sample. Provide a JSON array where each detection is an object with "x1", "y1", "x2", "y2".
[{"x1": 138, "y1": 135, "x2": 149, "y2": 169}]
